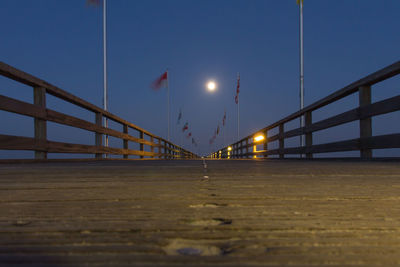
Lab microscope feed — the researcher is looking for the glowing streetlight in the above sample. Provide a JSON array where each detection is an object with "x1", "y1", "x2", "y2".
[
  {"x1": 207, "y1": 81, "x2": 216, "y2": 92},
  {"x1": 254, "y1": 134, "x2": 265, "y2": 143},
  {"x1": 253, "y1": 134, "x2": 265, "y2": 158},
  {"x1": 227, "y1": 146, "x2": 232, "y2": 159}
]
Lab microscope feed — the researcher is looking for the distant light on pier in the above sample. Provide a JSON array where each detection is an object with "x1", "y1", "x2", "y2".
[{"x1": 254, "y1": 134, "x2": 265, "y2": 142}]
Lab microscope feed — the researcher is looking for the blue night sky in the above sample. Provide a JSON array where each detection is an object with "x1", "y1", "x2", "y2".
[{"x1": 1, "y1": 0, "x2": 400, "y2": 157}]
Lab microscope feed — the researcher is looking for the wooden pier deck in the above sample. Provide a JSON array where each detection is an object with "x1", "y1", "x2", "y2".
[{"x1": 1, "y1": 159, "x2": 400, "y2": 266}]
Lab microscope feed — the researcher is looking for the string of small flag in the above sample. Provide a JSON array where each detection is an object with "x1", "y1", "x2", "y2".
[
  {"x1": 177, "y1": 109, "x2": 198, "y2": 147},
  {"x1": 209, "y1": 110, "x2": 227, "y2": 145}
]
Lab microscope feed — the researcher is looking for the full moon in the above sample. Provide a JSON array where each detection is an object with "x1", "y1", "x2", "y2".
[{"x1": 207, "y1": 81, "x2": 216, "y2": 91}]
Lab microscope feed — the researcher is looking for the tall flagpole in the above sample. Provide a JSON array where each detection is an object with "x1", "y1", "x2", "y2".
[
  {"x1": 237, "y1": 72, "x2": 240, "y2": 141},
  {"x1": 299, "y1": 0, "x2": 305, "y2": 155},
  {"x1": 167, "y1": 69, "x2": 170, "y2": 141},
  {"x1": 224, "y1": 108, "x2": 226, "y2": 147},
  {"x1": 103, "y1": 0, "x2": 108, "y2": 150}
]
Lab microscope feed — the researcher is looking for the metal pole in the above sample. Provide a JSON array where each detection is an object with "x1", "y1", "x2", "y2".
[
  {"x1": 103, "y1": 0, "x2": 108, "y2": 150},
  {"x1": 299, "y1": 1, "x2": 305, "y2": 154},
  {"x1": 167, "y1": 69, "x2": 170, "y2": 141},
  {"x1": 237, "y1": 72, "x2": 240, "y2": 141},
  {"x1": 224, "y1": 108, "x2": 226, "y2": 147}
]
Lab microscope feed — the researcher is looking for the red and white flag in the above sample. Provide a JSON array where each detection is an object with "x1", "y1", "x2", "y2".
[
  {"x1": 151, "y1": 71, "x2": 168, "y2": 90},
  {"x1": 235, "y1": 73, "x2": 240, "y2": 104}
]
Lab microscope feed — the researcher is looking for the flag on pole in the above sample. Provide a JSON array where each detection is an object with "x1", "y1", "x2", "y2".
[
  {"x1": 222, "y1": 111, "x2": 226, "y2": 126},
  {"x1": 186, "y1": 132, "x2": 192, "y2": 138},
  {"x1": 177, "y1": 108, "x2": 182, "y2": 124},
  {"x1": 182, "y1": 122, "x2": 189, "y2": 132},
  {"x1": 151, "y1": 71, "x2": 168, "y2": 90},
  {"x1": 235, "y1": 73, "x2": 240, "y2": 104}
]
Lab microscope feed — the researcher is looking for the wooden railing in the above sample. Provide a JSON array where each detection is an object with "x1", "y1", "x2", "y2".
[
  {"x1": 0, "y1": 62, "x2": 197, "y2": 160},
  {"x1": 210, "y1": 60, "x2": 400, "y2": 159}
]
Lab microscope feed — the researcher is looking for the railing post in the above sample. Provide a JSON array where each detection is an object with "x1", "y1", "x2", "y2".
[
  {"x1": 95, "y1": 112, "x2": 103, "y2": 159},
  {"x1": 139, "y1": 131, "x2": 144, "y2": 159},
  {"x1": 359, "y1": 85, "x2": 372, "y2": 159},
  {"x1": 305, "y1": 111, "x2": 313, "y2": 159},
  {"x1": 34, "y1": 87, "x2": 47, "y2": 159},
  {"x1": 150, "y1": 136, "x2": 154, "y2": 159},
  {"x1": 123, "y1": 124, "x2": 128, "y2": 159},
  {"x1": 263, "y1": 131, "x2": 268, "y2": 158},
  {"x1": 279, "y1": 124, "x2": 284, "y2": 159},
  {"x1": 158, "y1": 139, "x2": 162, "y2": 159},
  {"x1": 245, "y1": 139, "x2": 249, "y2": 158}
]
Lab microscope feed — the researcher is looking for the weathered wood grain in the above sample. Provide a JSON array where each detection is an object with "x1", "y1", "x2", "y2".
[{"x1": 1, "y1": 160, "x2": 400, "y2": 266}]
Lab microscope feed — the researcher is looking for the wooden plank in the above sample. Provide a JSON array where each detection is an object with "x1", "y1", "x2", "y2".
[
  {"x1": 0, "y1": 134, "x2": 160, "y2": 157},
  {"x1": 47, "y1": 110, "x2": 159, "y2": 147},
  {"x1": 264, "y1": 134, "x2": 400, "y2": 156},
  {"x1": 362, "y1": 133, "x2": 400, "y2": 149},
  {"x1": 359, "y1": 94, "x2": 400, "y2": 119},
  {"x1": 2, "y1": 160, "x2": 400, "y2": 265},
  {"x1": 0, "y1": 94, "x2": 46, "y2": 119},
  {"x1": 265, "y1": 140, "x2": 358, "y2": 156},
  {"x1": 0, "y1": 134, "x2": 45, "y2": 151},
  {"x1": 47, "y1": 142, "x2": 159, "y2": 157}
]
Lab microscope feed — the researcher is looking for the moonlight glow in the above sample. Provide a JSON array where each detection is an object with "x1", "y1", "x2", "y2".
[{"x1": 207, "y1": 81, "x2": 216, "y2": 91}]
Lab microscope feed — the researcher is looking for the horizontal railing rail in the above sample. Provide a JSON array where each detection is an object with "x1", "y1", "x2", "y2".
[
  {"x1": 209, "y1": 60, "x2": 400, "y2": 159},
  {"x1": 0, "y1": 62, "x2": 197, "y2": 160}
]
